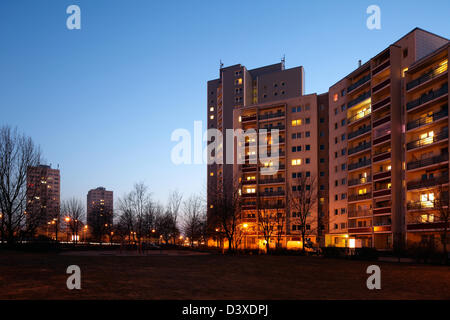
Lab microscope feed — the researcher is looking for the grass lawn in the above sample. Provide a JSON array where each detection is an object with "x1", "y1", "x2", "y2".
[{"x1": 0, "y1": 250, "x2": 449, "y2": 300}]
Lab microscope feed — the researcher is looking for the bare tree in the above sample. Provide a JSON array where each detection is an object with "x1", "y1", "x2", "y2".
[
  {"x1": 61, "y1": 198, "x2": 85, "y2": 244},
  {"x1": 156, "y1": 210, "x2": 177, "y2": 244},
  {"x1": 167, "y1": 190, "x2": 183, "y2": 244},
  {"x1": 257, "y1": 197, "x2": 278, "y2": 253},
  {"x1": 287, "y1": 172, "x2": 318, "y2": 254},
  {"x1": 182, "y1": 194, "x2": 204, "y2": 246},
  {"x1": 117, "y1": 182, "x2": 152, "y2": 251},
  {"x1": 209, "y1": 181, "x2": 242, "y2": 253},
  {"x1": 0, "y1": 126, "x2": 41, "y2": 244}
]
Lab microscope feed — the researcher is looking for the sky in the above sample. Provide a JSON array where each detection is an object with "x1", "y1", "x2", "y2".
[{"x1": 0, "y1": 0, "x2": 449, "y2": 206}]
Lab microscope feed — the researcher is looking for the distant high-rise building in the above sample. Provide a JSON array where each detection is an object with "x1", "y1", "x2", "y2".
[
  {"x1": 87, "y1": 187, "x2": 113, "y2": 228},
  {"x1": 26, "y1": 164, "x2": 61, "y2": 232}
]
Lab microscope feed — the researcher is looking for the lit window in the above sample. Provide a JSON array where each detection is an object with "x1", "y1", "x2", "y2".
[
  {"x1": 210, "y1": 172, "x2": 214, "y2": 176},
  {"x1": 210, "y1": 115, "x2": 214, "y2": 120},
  {"x1": 333, "y1": 93, "x2": 338, "y2": 102},
  {"x1": 292, "y1": 119, "x2": 302, "y2": 126},
  {"x1": 292, "y1": 159, "x2": 302, "y2": 166},
  {"x1": 210, "y1": 107, "x2": 214, "y2": 112}
]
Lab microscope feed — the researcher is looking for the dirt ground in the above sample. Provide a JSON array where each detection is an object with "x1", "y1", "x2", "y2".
[{"x1": 0, "y1": 250, "x2": 449, "y2": 299}]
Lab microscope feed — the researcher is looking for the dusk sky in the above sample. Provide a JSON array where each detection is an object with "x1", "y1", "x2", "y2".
[{"x1": 1, "y1": 0, "x2": 449, "y2": 205}]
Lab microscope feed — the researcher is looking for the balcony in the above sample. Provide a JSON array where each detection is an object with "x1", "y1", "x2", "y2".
[
  {"x1": 347, "y1": 74, "x2": 371, "y2": 94},
  {"x1": 258, "y1": 111, "x2": 285, "y2": 121},
  {"x1": 348, "y1": 125, "x2": 371, "y2": 140},
  {"x1": 407, "y1": 154, "x2": 449, "y2": 171},
  {"x1": 406, "y1": 60, "x2": 448, "y2": 91},
  {"x1": 348, "y1": 176, "x2": 372, "y2": 187},
  {"x1": 241, "y1": 115, "x2": 257, "y2": 122},
  {"x1": 259, "y1": 191, "x2": 285, "y2": 197},
  {"x1": 407, "y1": 201, "x2": 435, "y2": 211},
  {"x1": 373, "y1": 133, "x2": 391, "y2": 146},
  {"x1": 373, "y1": 151, "x2": 391, "y2": 163},
  {"x1": 259, "y1": 177, "x2": 285, "y2": 185},
  {"x1": 347, "y1": 91, "x2": 371, "y2": 109},
  {"x1": 260, "y1": 125, "x2": 285, "y2": 131},
  {"x1": 242, "y1": 164, "x2": 257, "y2": 172},
  {"x1": 372, "y1": 96, "x2": 390, "y2": 111},
  {"x1": 348, "y1": 209, "x2": 372, "y2": 218},
  {"x1": 373, "y1": 114, "x2": 391, "y2": 128},
  {"x1": 348, "y1": 159, "x2": 371, "y2": 171},
  {"x1": 407, "y1": 175, "x2": 449, "y2": 190},
  {"x1": 348, "y1": 192, "x2": 372, "y2": 202},
  {"x1": 372, "y1": 60, "x2": 390, "y2": 76},
  {"x1": 406, "y1": 107, "x2": 448, "y2": 131},
  {"x1": 242, "y1": 193, "x2": 257, "y2": 198},
  {"x1": 406, "y1": 83, "x2": 448, "y2": 111},
  {"x1": 348, "y1": 108, "x2": 371, "y2": 124},
  {"x1": 373, "y1": 171, "x2": 391, "y2": 181},
  {"x1": 348, "y1": 142, "x2": 371, "y2": 155},
  {"x1": 373, "y1": 207, "x2": 391, "y2": 215},
  {"x1": 373, "y1": 188, "x2": 391, "y2": 198},
  {"x1": 242, "y1": 179, "x2": 257, "y2": 185},
  {"x1": 372, "y1": 78, "x2": 390, "y2": 93},
  {"x1": 406, "y1": 129, "x2": 448, "y2": 151}
]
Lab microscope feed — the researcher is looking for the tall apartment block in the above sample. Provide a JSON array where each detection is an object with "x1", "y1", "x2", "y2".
[
  {"x1": 87, "y1": 187, "x2": 113, "y2": 228},
  {"x1": 26, "y1": 164, "x2": 61, "y2": 232},
  {"x1": 404, "y1": 42, "x2": 449, "y2": 247},
  {"x1": 207, "y1": 62, "x2": 331, "y2": 248},
  {"x1": 207, "y1": 28, "x2": 448, "y2": 251},
  {"x1": 327, "y1": 28, "x2": 448, "y2": 250}
]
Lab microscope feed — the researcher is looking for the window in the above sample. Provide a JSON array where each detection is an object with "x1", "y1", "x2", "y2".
[
  {"x1": 297, "y1": 132, "x2": 302, "y2": 138},
  {"x1": 341, "y1": 104, "x2": 346, "y2": 112},
  {"x1": 320, "y1": 118, "x2": 325, "y2": 123},
  {"x1": 341, "y1": 163, "x2": 346, "y2": 170},
  {"x1": 335, "y1": 123, "x2": 338, "y2": 129},
  {"x1": 235, "y1": 78, "x2": 243, "y2": 85},
  {"x1": 320, "y1": 131, "x2": 325, "y2": 137},
  {"x1": 306, "y1": 145, "x2": 311, "y2": 151},
  {"x1": 320, "y1": 171, "x2": 325, "y2": 177},
  {"x1": 340, "y1": 223, "x2": 346, "y2": 229},
  {"x1": 305, "y1": 105, "x2": 310, "y2": 111},
  {"x1": 292, "y1": 119, "x2": 302, "y2": 126},
  {"x1": 320, "y1": 158, "x2": 325, "y2": 163},
  {"x1": 209, "y1": 107, "x2": 214, "y2": 112},
  {"x1": 333, "y1": 93, "x2": 338, "y2": 102},
  {"x1": 403, "y1": 48, "x2": 408, "y2": 58},
  {"x1": 341, "y1": 193, "x2": 347, "y2": 199},
  {"x1": 341, "y1": 178, "x2": 346, "y2": 185},
  {"x1": 297, "y1": 106, "x2": 302, "y2": 112},
  {"x1": 320, "y1": 185, "x2": 325, "y2": 190},
  {"x1": 341, "y1": 208, "x2": 346, "y2": 214},
  {"x1": 291, "y1": 107, "x2": 296, "y2": 113},
  {"x1": 297, "y1": 146, "x2": 302, "y2": 152},
  {"x1": 320, "y1": 145, "x2": 325, "y2": 150},
  {"x1": 210, "y1": 115, "x2": 214, "y2": 119},
  {"x1": 334, "y1": 108, "x2": 338, "y2": 115},
  {"x1": 292, "y1": 159, "x2": 302, "y2": 166},
  {"x1": 334, "y1": 224, "x2": 338, "y2": 230},
  {"x1": 341, "y1": 89, "x2": 345, "y2": 97},
  {"x1": 306, "y1": 171, "x2": 310, "y2": 177},
  {"x1": 305, "y1": 158, "x2": 310, "y2": 164},
  {"x1": 341, "y1": 148, "x2": 346, "y2": 156},
  {"x1": 341, "y1": 119, "x2": 346, "y2": 126},
  {"x1": 292, "y1": 133, "x2": 296, "y2": 139},
  {"x1": 334, "y1": 209, "x2": 338, "y2": 215},
  {"x1": 341, "y1": 134, "x2": 346, "y2": 141},
  {"x1": 292, "y1": 173, "x2": 297, "y2": 178},
  {"x1": 305, "y1": 118, "x2": 310, "y2": 124},
  {"x1": 305, "y1": 131, "x2": 310, "y2": 137},
  {"x1": 335, "y1": 195, "x2": 338, "y2": 201},
  {"x1": 292, "y1": 146, "x2": 296, "y2": 152}
]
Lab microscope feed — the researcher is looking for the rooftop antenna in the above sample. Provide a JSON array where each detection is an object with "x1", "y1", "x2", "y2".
[
  {"x1": 358, "y1": 59, "x2": 362, "y2": 67},
  {"x1": 281, "y1": 54, "x2": 286, "y2": 69},
  {"x1": 219, "y1": 59, "x2": 224, "y2": 69}
]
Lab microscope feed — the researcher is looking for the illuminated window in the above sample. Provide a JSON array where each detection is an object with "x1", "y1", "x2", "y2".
[
  {"x1": 402, "y1": 67, "x2": 408, "y2": 77},
  {"x1": 235, "y1": 78, "x2": 243, "y2": 85},
  {"x1": 292, "y1": 119, "x2": 302, "y2": 126},
  {"x1": 333, "y1": 93, "x2": 338, "y2": 102},
  {"x1": 210, "y1": 115, "x2": 214, "y2": 120},
  {"x1": 210, "y1": 172, "x2": 214, "y2": 176},
  {"x1": 238, "y1": 116, "x2": 242, "y2": 122},
  {"x1": 210, "y1": 107, "x2": 214, "y2": 112},
  {"x1": 246, "y1": 188, "x2": 256, "y2": 194},
  {"x1": 292, "y1": 159, "x2": 302, "y2": 166},
  {"x1": 358, "y1": 188, "x2": 367, "y2": 195}
]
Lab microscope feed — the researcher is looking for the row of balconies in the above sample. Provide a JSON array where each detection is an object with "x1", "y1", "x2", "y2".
[
  {"x1": 406, "y1": 83, "x2": 448, "y2": 111},
  {"x1": 242, "y1": 177, "x2": 286, "y2": 185},
  {"x1": 406, "y1": 60, "x2": 448, "y2": 91},
  {"x1": 348, "y1": 142, "x2": 371, "y2": 155},
  {"x1": 258, "y1": 111, "x2": 285, "y2": 121},
  {"x1": 406, "y1": 128, "x2": 448, "y2": 150},
  {"x1": 347, "y1": 74, "x2": 371, "y2": 93},
  {"x1": 407, "y1": 153, "x2": 449, "y2": 171},
  {"x1": 406, "y1": 175, "x2": 449, "y2": 191},
  {"x1": 406, "y1": 107, "x2": 448, "y2": 131},
  {"x1": 348, "y1": 158, "x2": 371, "y2": 171},
  {"x1": 348, "y1": 176, "x2": 372, "y2": 187},
  {"x1": 347, "y1": 91, "x2": 371, "y2": 109},
  {"x1": 348, "y1": 125, "x2": 371, "y2": 140}
]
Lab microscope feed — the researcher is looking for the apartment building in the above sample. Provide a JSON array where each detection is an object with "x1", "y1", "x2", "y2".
[
  {"x1": 26, "y1": 164, "x2": 61, "y2": 234},
  {"x1": 207, "y1": 28, "x2": 448, "y2": 251},
  {"x1": 87, "y1": 187, "x2": 113, "y2": 228},
  {"x1": 232, "y1": 93, "x2": 328, "y2": 249},
  {"x1": 206, "y1": 62, "x2": 304, "y2": 225},
  {"x1": 404, "y1": 42, "x2": 449, "y2": 247},
  {"x1": 327, "y1": 28, "x2": 448, "y2": 250}
]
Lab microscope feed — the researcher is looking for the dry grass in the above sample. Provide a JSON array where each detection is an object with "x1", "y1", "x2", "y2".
[{"x1": 0, "y1": 250, "x2": 449, "y2": 300}]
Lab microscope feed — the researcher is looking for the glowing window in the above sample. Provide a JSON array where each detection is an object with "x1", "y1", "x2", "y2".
[
  {"x1": 292, "y1": 159, "x2": 302, "y2": 166},
  {"x1": 292, "y1": 119, "x2": 302, "y2": 126}
]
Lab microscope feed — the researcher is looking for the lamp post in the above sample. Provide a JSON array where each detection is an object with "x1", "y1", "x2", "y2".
[{"x1": 65, "y1": 216, "x2": 70, "y2": 242}]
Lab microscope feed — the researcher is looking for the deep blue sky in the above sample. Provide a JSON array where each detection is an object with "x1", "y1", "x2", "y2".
[{"x1": 0, "y1": 0, "x2": 449, "y2": 205}]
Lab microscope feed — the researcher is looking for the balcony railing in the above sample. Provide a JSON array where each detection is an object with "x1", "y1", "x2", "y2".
[
  {"x1": 347, "y1": 91, "x2": 371, "y2": 109},
  {"x1": 406, "y1": 107, "x2": 448, "y2": 131},
  {"x1": 373, "y1": 189, "x2": 391, "y2": 197},
  {"x1": 259, "y1": 191, "x2": 285, "y2": 197},
  {"x1": 348, "y1": 142, "x2": 371, "y2": 155},
  {"x1": 407, "y1": 154, "x2": 449, "y2": 171},
  {"x1": 407, "y1": 175, "x2": 449, "y2": 190},
  {"x1": 348, "y1": 108, "x2": 371, "y2": 124},
  {"x1": 259, "y1": 177, "x2": 285, "y2": 185},
  {"x1": 260, "y1": 125, "x2": 286, "y2": 131},
  {"x1": 406, "y1": 60, "x2": 448, "y2": 91},
  {"x1": 372, "y1": 78, "x2": 391, "y2": 93},
  {"x1": 372, "y1": 96, "x2": 390, "y2": 111},
  {"x1": 241, "y1": 115, "x2": 257, "y2": 122},
  {"x1": 372, "y1": 60, "x2": 390, "y2": 75},
  {"x1": 407, "y1": 201, "x2": 435, "y2": 210},
  {"x1": 242, "y1": 179, "x2": 257, "y2": 185},
  {"x1": 348, "y1": 210, "x2": 372, "y2": 218},
  {"x1": 373, "y1": 114, "x2": 391, "y2": 128},
  {"x1": 373, "y1": 133, "x2": 391, "y2": 145},
  {"x1": 348, "y1": 125, "x2": 371, "y2": 140},
  {"x1": 347, "y1": 74, "x2": 371, "y2": 93},
  {"x1": 348, "y1": 192, "x2": 372, "y2": 202},
  {"x1": 258, "y1": 111, "x2": 285, "y2": 121},
  {"x1": 373, "y1": 171, "x2": 391, "y2": 180},
  {"x1": 406, "y1": 83, "x2": 448, "y2": 111},
  {"x1": 348, "y1": 159, "x2": 371, "y2": 171},
  {"x1": 348, "y1": 176, "x2": 372, "y2": 186},
  {"x1": 406, "y1": 129, "x2": 448, "y2": 150},
  {"x1": 373, "y1": 151, "x2": 390, "y2": 163}
]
